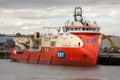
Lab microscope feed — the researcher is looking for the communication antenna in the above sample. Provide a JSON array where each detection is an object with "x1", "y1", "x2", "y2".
[{"x1": 74, "y1": 6, "x2": 83, "y2": 23}]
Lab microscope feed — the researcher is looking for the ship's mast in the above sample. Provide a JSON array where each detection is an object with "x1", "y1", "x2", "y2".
[{"x1": 74, "y1": 7, "x2": 83, "y2": 23}]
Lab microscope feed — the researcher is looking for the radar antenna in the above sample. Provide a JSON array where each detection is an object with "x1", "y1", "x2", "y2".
[{"x1": 74, "y1": 7, "x2": 83, "y2": 23}]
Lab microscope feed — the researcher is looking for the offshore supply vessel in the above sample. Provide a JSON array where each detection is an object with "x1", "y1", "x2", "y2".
[{"x1": 10, "y1": 7, "x2": 101, "y2": 65}]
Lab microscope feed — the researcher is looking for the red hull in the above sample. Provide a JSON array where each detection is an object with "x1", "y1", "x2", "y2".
[
  {"x1": 10, "y1": 47, "x2": 99, "y2": 65},
  {"x1": 10, "y1": 33, "x2": 100, "y2": 66}
]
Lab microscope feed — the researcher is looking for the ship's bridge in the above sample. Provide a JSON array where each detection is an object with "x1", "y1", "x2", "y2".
[
  {"x1": 63, "y1": 23, "x2": 100, "y2": 33},
  {"x1": 63, "y1": 6, "x2": 100, "y2": 34}
]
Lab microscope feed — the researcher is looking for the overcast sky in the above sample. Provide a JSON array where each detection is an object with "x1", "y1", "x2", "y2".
[{"x1": 0, "y1": 0, "x2": 120, "y2": 35}]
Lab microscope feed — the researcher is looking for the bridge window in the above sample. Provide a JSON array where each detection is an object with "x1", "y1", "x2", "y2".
[
  {"x1": 82, "y1": 28, "x2": 85, "y2": 30},
  {"x1": 89, "y1": 28, "x2": 91, "y2": 30},
  {"x1": 79, "y1": 28, "x2": 81, "y2": 31},
  {"x1": 75, "y1": 28, "x2": 78, "y2": 30},
  {"x1": 97, "y1": 28, "x2": 100, "y2": 31},
  {"x1": 86, "y1": 28, "x2": 89, "y2": 30},
  {"x1": 95, "y1": 28, "x2": 97, "y2": 31},
  {"x1": 91, "y1": 28, "x2": 95, "y2": 31},
  {"x1": 66, "y1": 28, "x2": 69, "y2": 30},
  {"x1": 94, "y1": 28, "x2": 98, "y2": 31}
]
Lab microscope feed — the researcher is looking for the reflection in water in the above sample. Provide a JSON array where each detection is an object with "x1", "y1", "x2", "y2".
[
  {"x1": 0, "y1": 59, "x2": 120, "y2": 80},
  {"x1": 31, "y1": 77, "x2": 99, "y2": 80},
  {"x1": 62, "y1": 78, "x2": 98, "y2": 80},
  {"x1": 60, "y1": 78, "x2": 98, "y2": 80}
]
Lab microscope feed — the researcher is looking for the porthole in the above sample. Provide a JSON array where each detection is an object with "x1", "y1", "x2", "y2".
[{"x1": 83, "y1": 54, "x2": 87, "y2": 58}]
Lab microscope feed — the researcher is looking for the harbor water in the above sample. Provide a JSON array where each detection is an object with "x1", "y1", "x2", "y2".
[{"x1": 0, "y1": 59, "x2": 120, "y2": 80}]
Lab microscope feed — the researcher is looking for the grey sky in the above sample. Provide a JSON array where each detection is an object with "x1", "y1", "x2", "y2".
[
  {"x1": 0, "y1": 0, "x2": 120, "y2": 35},
  {"x1": 0, "y1": 0, "x2": 119, "y2": 8}
]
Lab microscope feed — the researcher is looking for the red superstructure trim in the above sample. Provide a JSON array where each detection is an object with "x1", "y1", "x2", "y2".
[{"x1": 64, "y1": 26, "x2": 100, "y2": 28}]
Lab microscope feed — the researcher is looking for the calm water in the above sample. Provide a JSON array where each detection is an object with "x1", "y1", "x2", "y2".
[{"x1": 0, "y1": 59, "x2": 120, "y2": 80}]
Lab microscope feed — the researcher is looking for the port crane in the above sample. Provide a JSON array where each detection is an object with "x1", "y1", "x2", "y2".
[{"x1": 101, "y1": 34, "x2": 120, "y2": 53}]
